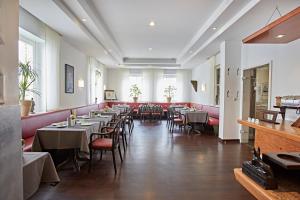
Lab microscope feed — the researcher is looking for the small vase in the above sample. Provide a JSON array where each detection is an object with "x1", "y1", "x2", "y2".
[
  {"x1": 133, "y1": 97, "x2": 138, "y2": 103},
  {"x1": 20, "y1": 100, "x2": 32, "y2": 117},
  {"x1": 167, "y1": 97, "x2": 172, "y2": 103}
]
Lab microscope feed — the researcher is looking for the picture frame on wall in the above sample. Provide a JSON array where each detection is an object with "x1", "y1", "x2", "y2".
[
  {"x1": 65, "y1": 64, "x2": 74, "y2": 94},
  {"x1": 104, "y1": 90, "x2": 117, "y2": 100}
]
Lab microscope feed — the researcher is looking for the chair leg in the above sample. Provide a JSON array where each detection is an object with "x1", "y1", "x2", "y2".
[
  {"x1": 122, "y1": 135, "x2": 126, "y2": 153},
  {"x1": 112, "y1": 150, "x2": 117, "y2": 174},
  {"x1": 89, "y1": 149, "x2": 93, "y2": 172},
  {"x1": 100, "y1": 150, "x2": 103, "y2": 160},
  {"x1": 118, "y1": 146, "x2": 123, "y2": 162}
]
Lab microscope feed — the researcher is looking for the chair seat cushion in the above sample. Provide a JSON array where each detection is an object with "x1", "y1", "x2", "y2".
[
  {"x1": 23, "y1": 136, "x2": 34, "y2": 152},
  {"x1": 208, "y1": 117, "x2": 219, "y2": 126},
  {"x1": 174, "y1": 118, "x2": 183, "y2": 122},
  {"x1": 91, "y1": 138, "x2": 112, "y2": 149}
]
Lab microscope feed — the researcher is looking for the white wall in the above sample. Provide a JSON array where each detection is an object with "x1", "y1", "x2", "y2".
[
  {"x1": 0, "y1": 1, "x2": 23, "y2": 199},
  {"x1": 242, "y1": 39, "x2": 300, "y2": 121},
  {"x1": 107, "y1": 68, "x2": 191, "y2": 102},
  {"x1": 190, "y1": 57, "x2": 215, "y2": 105},
  {"x1": 60, "y1": 39, "x2": 88, "y2": 108}
]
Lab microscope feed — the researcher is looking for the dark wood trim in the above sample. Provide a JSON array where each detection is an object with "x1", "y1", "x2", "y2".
[
  {"x1": 218, "y1": 138, "x2": 240, "y2": 144},
  {"x1": 243, "y1": 7, "x2": 300, "y2": 44}
]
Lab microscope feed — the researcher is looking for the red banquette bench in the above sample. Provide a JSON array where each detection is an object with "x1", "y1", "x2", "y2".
[{"x1": 22, "y1": 103, "x2": 106, "y2": 152}]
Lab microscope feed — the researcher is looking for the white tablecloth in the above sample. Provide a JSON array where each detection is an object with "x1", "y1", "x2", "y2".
[
  {"x1": 32, "y1": 122, "x2": 99, "y2": 153},
  {"x1": 23, "y1": 152, "x2": 60, "y2": 200}
]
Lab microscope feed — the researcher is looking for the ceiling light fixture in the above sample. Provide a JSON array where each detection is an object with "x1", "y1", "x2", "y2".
[
  {"x1": 149, "y1": 21, "x2": 155, "y2": 27},
  {"x1": 212, "y1": 27, "x2": 217, "y2": 30},
  {"x1": 275, "y1": 34, "x2": 286, "y2": 38},
  {"x1": 148, "y1": 48, "x2": 153, "y2": 51},
  {"x1": 81, "y1": 18, "x2": 87, "y2": 22}
]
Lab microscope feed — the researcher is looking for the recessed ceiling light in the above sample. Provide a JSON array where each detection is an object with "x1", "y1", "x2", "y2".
[
  {"x1": 81, "y1": 18, "x2": 87, "y2": 22},
  {"x1": 149, "y1": 21, "x2": 155, "y2": 27},
  {"x1": 212, "y1": 27, "x2": 217, "y2": 30},
  {"x1": 275, "y1": 34, "x2": 286, "y2": 38},
  {"x1": 148, "y1": 47, "x2": 153, "y2": 51}
]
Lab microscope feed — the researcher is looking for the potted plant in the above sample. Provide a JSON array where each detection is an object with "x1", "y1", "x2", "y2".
[
  {"x1": 130, "y1": 84, "x2": 141, "y2": 103},
  {"x1": 19, "y1": 61, "x2": 39, "y2": 116},
  {"x1": 164, "y1": 85, "x2": 176, "y2": 103}
]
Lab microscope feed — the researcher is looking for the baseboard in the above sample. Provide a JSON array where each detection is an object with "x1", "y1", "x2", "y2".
[{"x1": 218, "y1": 138, "x2": 240, "y2": 144}]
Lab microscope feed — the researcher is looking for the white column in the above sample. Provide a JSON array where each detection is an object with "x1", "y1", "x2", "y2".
[{"x1": 219, "y1": 41, "x2": 242, "y2": 140}]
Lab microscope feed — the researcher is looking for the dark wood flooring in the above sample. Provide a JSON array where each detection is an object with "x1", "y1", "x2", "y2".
[{"x1": 30, "y1": 120, "x2": 255, "y2": 200}]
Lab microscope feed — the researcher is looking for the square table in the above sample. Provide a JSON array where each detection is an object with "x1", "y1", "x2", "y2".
[
  {"x1": 23, "y1": 152, "x2": 60, "y2": 200},
  {"x1": 32, "y1": 122, "x2": 100, "y2": 153}
]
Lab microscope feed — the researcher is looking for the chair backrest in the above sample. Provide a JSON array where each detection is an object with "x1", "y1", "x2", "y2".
[{"x1": 111, "y1": 120, "x2": 122, "y2": 147}]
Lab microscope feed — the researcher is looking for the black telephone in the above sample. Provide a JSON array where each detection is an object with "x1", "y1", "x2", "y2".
[{"x1": 242, "y1": 147, "x2": 277, "y2": 189}]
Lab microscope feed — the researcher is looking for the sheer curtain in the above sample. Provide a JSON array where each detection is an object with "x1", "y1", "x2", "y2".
[
  {"x1": 88, "y1": 57, "x2": 105, "y2": 104},
  {"x1": 45, "y1": 26, "x2": 60, "y2": 111}
]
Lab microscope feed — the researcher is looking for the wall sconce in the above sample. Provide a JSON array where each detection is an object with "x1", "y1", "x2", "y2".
[
  {"x1": 103, "y1": 84, "x2": 106, "y2": 90},
  {"x1": 78, "y1": 79, "x2": 85, "y2": 88},
  {"x1": 201, "y1": 83, "x2": 206, "y2": 92}
]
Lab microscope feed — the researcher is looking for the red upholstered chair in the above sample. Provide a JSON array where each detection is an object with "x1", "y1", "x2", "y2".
[{"x1": 89, "y1": 120, "x2": 123, "y2": 174}]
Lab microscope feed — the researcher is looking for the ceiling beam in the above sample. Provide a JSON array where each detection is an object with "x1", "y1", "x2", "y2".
[
  {"x1": 77, "y1": 0, "x2": 123, "y2": 62},
  {"x1": 181, "y1": 0, "x2": 260, "y2": 65},
  {"x1": 52, "y1": 0, "x2": 122, "y2": 64},
  {"x1": 177, "y1": 0, "x2": 234, "y2": 62}
]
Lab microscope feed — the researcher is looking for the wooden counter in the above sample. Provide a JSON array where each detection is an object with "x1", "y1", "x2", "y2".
[
  {"x1": 238, "y1": 119, "x2": 300, "y2": 153},
  {"x1": 234, "y1": 168, "x2": 300, "y2": 200}
]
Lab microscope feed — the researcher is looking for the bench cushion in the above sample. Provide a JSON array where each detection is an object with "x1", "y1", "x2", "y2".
[
  {"x1": 208, "y1": 117, "x2": 219, "y2": 126},
  {"x1": 23, "y1": 136, "x2": 34, "y2": 152}
]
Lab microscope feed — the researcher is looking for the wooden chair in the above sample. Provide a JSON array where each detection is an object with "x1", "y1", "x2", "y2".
[
  {"x1": 151, "y1": 105, "x2": 163, "y2": 121},
  {"x1": 89, "y1": 120, "x2": 123, "y2": 174},
  {"x1": 170, "y1": 110, "x2": 185, "y2": 133},
  {"x1": 139, "y1": 105, "x2": 151, "y2": 121}
]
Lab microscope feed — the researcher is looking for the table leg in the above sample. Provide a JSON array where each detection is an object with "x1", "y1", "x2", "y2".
[{"x1": 279, "y1": 107, "x2": 286, "y2": 120}]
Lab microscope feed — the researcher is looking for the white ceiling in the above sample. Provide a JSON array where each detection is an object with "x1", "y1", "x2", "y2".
[{"x1": 20, "y1": 0, "x2": 300, "y2": 69}]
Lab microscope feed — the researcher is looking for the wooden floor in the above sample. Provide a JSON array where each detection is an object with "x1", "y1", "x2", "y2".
[{"x1": 30, "y1": 120, "x2": 255, "y2": 200}]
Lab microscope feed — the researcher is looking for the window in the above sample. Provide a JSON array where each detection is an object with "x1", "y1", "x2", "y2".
[
  {"x1": 94, "y1": 70, "x2": 102, "y2": 102},
  {"x1": 157, "y1": 70, "x2": 177, "y2": 101},
  {"x1": 215, "y1": 64, "x2": 220, "y2": 105},
  {"x1": 18, "y1": 31, "x2": 45, "y2": 112},
  {"x1": 127, "y1": 70, "x2": 143, "y2": 101}
]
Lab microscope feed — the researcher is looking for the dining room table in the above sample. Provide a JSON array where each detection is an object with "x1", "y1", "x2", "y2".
[
  {"x1": 179, "y1": 109, "x2": 208, "y2": 133},
  {"x1": 32, "y1": 121, "x2": 100, "y2": 153},
  {"x1": 94, "y1": 109, "x2": 121, "y2": 117},
  {"x1": 23, "y1": 152, "x2": 60, "y2": 200},
  {"x1": 32, "y1": 119, "x2": 104, "y2": 171},
  {"x1": 112, "y1": 104, "x2": 130, "y2": 113}
]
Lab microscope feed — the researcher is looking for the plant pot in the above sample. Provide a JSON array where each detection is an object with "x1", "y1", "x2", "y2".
[
  {"x1": 133, "y1": 97, "x2": 138, "y2": 103},
  {"x1": 20, "y1": 100, "x2": 32, "y2": 117},
  {"x1": 167, "y1": 97, "x2": 172, "y2": 103}
]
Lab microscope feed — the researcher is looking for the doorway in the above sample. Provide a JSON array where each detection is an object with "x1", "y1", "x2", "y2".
[{"x1": 242, "y1": 64, "x2": 270, "y2": 146}]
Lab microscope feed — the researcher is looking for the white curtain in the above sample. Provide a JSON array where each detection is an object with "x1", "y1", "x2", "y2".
[
  {"x1": 45, "y1": 26, "x2": 61, "y2": 111},
  {"x1": 108, "y1": 69, "x2": 192, "y2": 102},
  {"x1": 88, "y1": 57, "x2": 105, "y2": 104}
]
